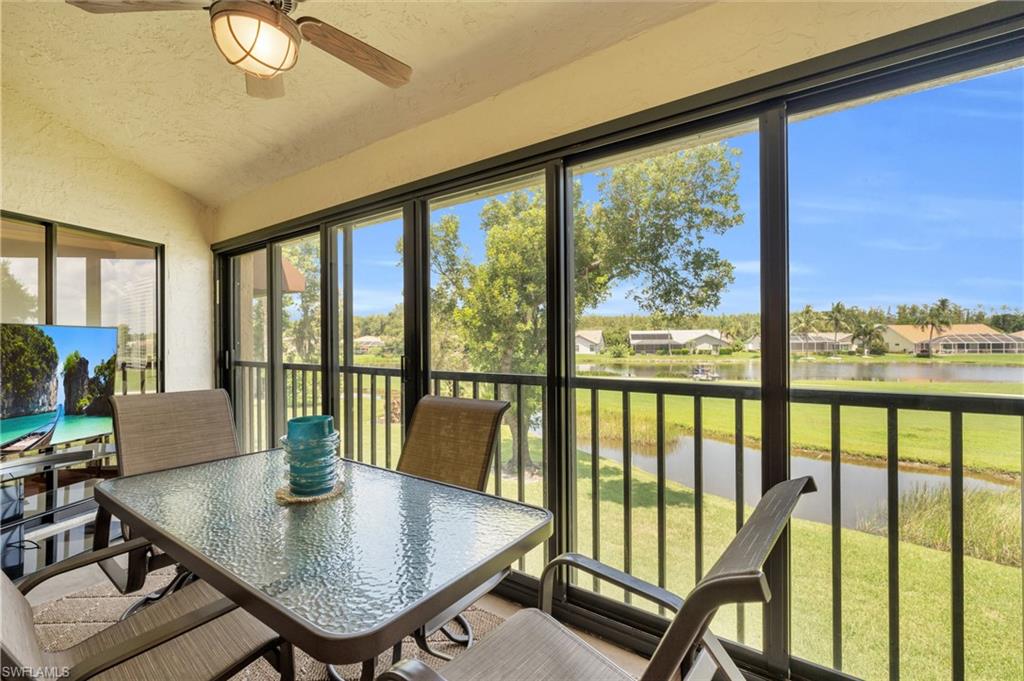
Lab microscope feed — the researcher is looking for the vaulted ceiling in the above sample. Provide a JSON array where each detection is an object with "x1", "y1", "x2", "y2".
[{"x1": 1, "y1": 1, "x2": 704, "y2": 205}]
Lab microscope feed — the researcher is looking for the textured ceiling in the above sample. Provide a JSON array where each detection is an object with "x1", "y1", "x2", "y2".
[{"x1": 1, "y1": 1, "x2": 703, "y2": 205}]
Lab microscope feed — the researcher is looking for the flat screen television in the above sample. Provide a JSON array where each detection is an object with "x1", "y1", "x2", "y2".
[{"x1": 0, "y1": 324, "x2": 118, "y2": 454}]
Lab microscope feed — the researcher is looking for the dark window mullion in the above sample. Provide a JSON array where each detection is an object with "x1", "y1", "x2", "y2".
[{"x1": 759, "y1": 103, "x2": 791, "y2": 674}]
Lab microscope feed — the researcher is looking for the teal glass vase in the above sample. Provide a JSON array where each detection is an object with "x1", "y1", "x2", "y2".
[{"x1": 280, "y1": 415, "x2": 339, "y2": 497}]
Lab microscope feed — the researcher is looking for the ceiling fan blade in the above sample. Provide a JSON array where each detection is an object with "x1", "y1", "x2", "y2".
[
  {"x1": 65, "y1": 0, "x2": 207, "y2": 13},
  {"x1": 245, "y1": 73, "x2": 285, "y2": 99},
  {"x1": 296, "y1": 17, "x2": 411, "y2": 88}
]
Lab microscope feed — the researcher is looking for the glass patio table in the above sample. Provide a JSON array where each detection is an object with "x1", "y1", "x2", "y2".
[{"x1": 94, "y1": 449, "x2": 552, "y2": 671}]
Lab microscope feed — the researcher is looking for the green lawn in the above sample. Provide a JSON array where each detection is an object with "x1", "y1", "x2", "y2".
[
  {"x1": 576, "y1": 381, "x2": 1022, "y2": 478},
  {"x1": 286, "y1": 392, "x2": 1022, "y2": 680}
]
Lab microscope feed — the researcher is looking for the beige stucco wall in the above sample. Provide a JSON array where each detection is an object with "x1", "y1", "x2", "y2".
[
  {"x1": 212, "y1": 1, "x2": 981, "y2": 241},
  {"x1": 1, "y1": 94, "x2": 215, "y2": 391}
]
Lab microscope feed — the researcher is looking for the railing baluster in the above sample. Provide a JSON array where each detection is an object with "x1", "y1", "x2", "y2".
[
  {"x1": 493, "y1": 382, "x2": 502, "y2": 498},
  {"x1": 141, "y1": 362, "x2": 147, "y2": 395},
  {"x1": 302, "y1": 369, "x2": 309, "y2": 417},
  {"x1": 453, "y1": 379, "x2": 460, "y2": 398},
  {"x1": 244, "y1": 366, "x2": 252, "y2": 451},
  {"x1": 121, "y1": 362, "x2": 128, "y2": 396},
  {"x1": 622, "y1": 390, "x2": 631, "y2": 603},
  {"x1": 385, "y1": 375, "x2": 393, "y2": 469},
  {"x1": 314, "y1": 370, "x2": 319, "y2": 414},
  {"x1": 591, "y1": 388, "x2": 600, "y2": 593},
  {"x1": 472, "y1": 382, "x2": 479, "y2": 399},
  {"x1": 950, "y1": 411, "x2": 964, "y2": 681},
  {"x1": 656, "y1": 392, "x2": 666, "y2": 615},
  {"x1": 291, "y1": 368, "x2": 297, "y2": 420},
  {"x1": 434, "y1": 376, "x2": 440, "y2": 396},
  {"x1": 887, "y1": 406, "x2": 900, "y2": 681},
  {"x1": 357, "y1": 372, "x2": 364, "y2": 462},
  {"x1": 516, "y1": 382, "x2": 526, "y2": 571},
  {"x1": 831, "y1": 403, "x2": 843, "y2": 670},
  {"x1": 541, "y1": 385, "x2": 549, "y2": 512},
  {"x1": 399, "y1": 375, "x2": 405, "y2": 446},
  {"x1": 370, "y1": 374, "x2": 378, "y2": 467},
  {"x1": 734, "y1": 398, "x2": 746, "y2": 642},
  {"x1": 694, "y1": 395, "x2": 703, "y2": 582}
]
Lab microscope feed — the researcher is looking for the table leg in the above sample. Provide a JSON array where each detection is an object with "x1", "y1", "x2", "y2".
[{"x1": 325, "y1": 659, "x2": 375, "y2": 681}]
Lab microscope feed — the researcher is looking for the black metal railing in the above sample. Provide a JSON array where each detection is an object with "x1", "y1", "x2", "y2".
[
  {"x1": 119, "y1": 360, "x2": 154, "y2": 396},
  {"x1": 230, "y1": 362, "x2": 1022, "y2": 677},
  {"x1": 342, "y1": 365, "x2": 404, "y2": 469},
  {"x1": 573, "y1": 375, "x2": 1023, "y2": 678}
]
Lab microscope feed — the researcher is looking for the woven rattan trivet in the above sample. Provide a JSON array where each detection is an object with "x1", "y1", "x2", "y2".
[{"x1": 274, "y1": 483, "x2": 344, "y2": 505}]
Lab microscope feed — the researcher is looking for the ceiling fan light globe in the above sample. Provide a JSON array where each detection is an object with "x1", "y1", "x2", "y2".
[{"x1": 210, "y1": 0, "x2": 299, "y2": 79}]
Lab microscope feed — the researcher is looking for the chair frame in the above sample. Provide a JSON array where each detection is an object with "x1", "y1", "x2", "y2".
[
  {"x1": 377, "y1": 476, "x2": 817, "y2": 681},
  {"x1": 94, "y1": 389, "x2": 240, "y2": 618},
  {"x1": 4, "y1": 538, "x2": 293, "y2": 681}
]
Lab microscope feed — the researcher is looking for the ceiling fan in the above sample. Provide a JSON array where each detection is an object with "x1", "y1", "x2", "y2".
[{"x1": 65, "y1": 0, "x2": 412, "y2": 99}]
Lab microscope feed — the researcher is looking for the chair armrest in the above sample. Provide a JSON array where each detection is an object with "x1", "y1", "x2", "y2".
[
  {"x1": 15, "y1": 537, "x2": 151, "y2": 596},
  {"x1": 65, "y1": 596, "x2": 239, "y2": 681},
  {"x1": 378, "y1": 659, "x2": 449, "y2": 681},
  {"x1": 539, "y1": 552, "x2": 683, "y2": 614}
]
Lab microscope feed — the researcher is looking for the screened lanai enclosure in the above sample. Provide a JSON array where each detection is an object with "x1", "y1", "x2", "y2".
[{"x1": 212, "y1": 26, "x2": 1024, "y2": 681}]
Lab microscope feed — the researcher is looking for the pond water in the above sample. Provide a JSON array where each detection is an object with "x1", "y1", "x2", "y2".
[
  {"x1": 578, "y1": 360, "x2": 1024, "y2": 384},
  {"x1": 578, "y1": 435, "x2": 1012, "y2": 529}
]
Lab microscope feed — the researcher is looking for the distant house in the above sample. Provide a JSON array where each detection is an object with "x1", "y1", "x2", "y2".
[
  {"x1": 744, "y1": 334, "x2": 761, "y2": 352},
  {"x1": 922, "y1": 330, "x2": 1024, "y2": 355},
  {"x1": 574, "y1": 329, "x2": 605, "y2": 355},
  {"x1": 353, "y1": 335, "x2": 384, "y2": 353},
  {"x1": 629, "y1": 329, "x2": 726, "y2": 355},
  {"x1": 880, "y1": 323, "x2": 1007, "y2": 354},
  {"x1": 790, "y1": 332, "x2": 852, "y2": 354},
  {"x1": 1012, "y1": 330, "x2": 1024, "y2": 340}
]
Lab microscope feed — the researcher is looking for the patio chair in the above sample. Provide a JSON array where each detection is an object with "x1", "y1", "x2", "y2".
[
  {"x1": 397, "y1": 395, "x2": 511, "y2": 659},
  {"x1": 379, "y1": 476, "x2": 816, "y2": 681},
  {"x1": 1, "y1": 537, "x2": 293, "y2": 681},
  {"x1": 93, "y1": 389, "x2": 242, "y2": 619}
]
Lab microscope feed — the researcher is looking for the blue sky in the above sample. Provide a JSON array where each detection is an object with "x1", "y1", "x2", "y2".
[
  {"x1": 347, "y1": 66, "x2": 1022, "y2": 317},
  {"x1": 41, "y1": 325, "x2": 118, "y2": 405}
]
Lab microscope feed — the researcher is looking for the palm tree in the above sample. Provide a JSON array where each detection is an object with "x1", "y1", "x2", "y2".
[
  {"x1": 852, "y1": 322, "x2": 884, "y2": 356},
  {"x1": 792, "y1": 305, "x2": 820, "y2": 334},
  {"x1": 916, "y1": 297, "x2": 955, "y2": 356},
  {"x1": 825, "y1": 301, "x2": 848, "y2": 348}
]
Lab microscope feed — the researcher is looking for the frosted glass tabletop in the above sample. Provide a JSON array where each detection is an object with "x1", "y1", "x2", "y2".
[{"x1": 95, "y1": 450, "x2": 551, "y2": 663}]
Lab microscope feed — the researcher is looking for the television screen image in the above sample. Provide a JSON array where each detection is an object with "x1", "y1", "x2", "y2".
[{"x1": 0, "y1": 324, "x2": 118, "y2": 454}]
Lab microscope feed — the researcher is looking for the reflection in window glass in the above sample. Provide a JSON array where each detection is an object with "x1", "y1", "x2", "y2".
[
  {"x1": 568, "y1": 121, "x2": 761, "y2": 646},
  {"x1": 788, "y1": 64, "x2": 1023, "y2": 679},
  {"x1": 55, "y1": 227, "x2": 157, "y2": 395},
  {"x1": 277, "y1": 234, "x2": 322, "y2": 435},
  {"x1": 0, "y1": 219, "x2": 45, "y2": 323},
  {"x1": 231, "y1": 248, "x2": 268, "y2": 452}
]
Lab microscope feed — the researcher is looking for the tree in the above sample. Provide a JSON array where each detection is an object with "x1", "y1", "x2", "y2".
[
  {"x1": 851, "y1": 322, "x2": 885, "y2": 356},
  {"x1": 825, "y1": 301, "x2": 849, "y2": 346},
  {"x1": 916, "y1": 297, "x2": 955, "y2": 356},
  {"x1": 280, "y1": 240, "x2": 321, "y2": 363},
  {"x1": 792, "y1": 305, "x2": 820, "y2": 334},
  {"x1": 429, "y1": 142, "x2": 744, "y2": 470},
  {"x1": 1, "y1": 260, "x2": 37, "y2": 322}
]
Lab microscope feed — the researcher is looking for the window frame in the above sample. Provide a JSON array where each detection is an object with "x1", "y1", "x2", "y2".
[
  {"x1": 211, "y1": 9, "x2": 1024, "y2": 681},
  {"x1": 1, "y1": 210, "x2": 166, "y2": 392}
]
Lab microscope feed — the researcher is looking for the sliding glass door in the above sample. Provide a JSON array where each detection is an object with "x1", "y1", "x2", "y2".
[
  {"x1": 426, "y1": 171, "x2": 550, "y2": 574},
  {"x1": 228, "y1": 247, "x2": 269, "y2": 452},
  {"x1": 567, "y1": 118, "x2": 764, "y2": 649},
  {"x1": 333, "y1": 209, "x2": 406, "y2": 467},
  {"x1": 215, "y1": 35, "x2": 1023, "y2": 681}
]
